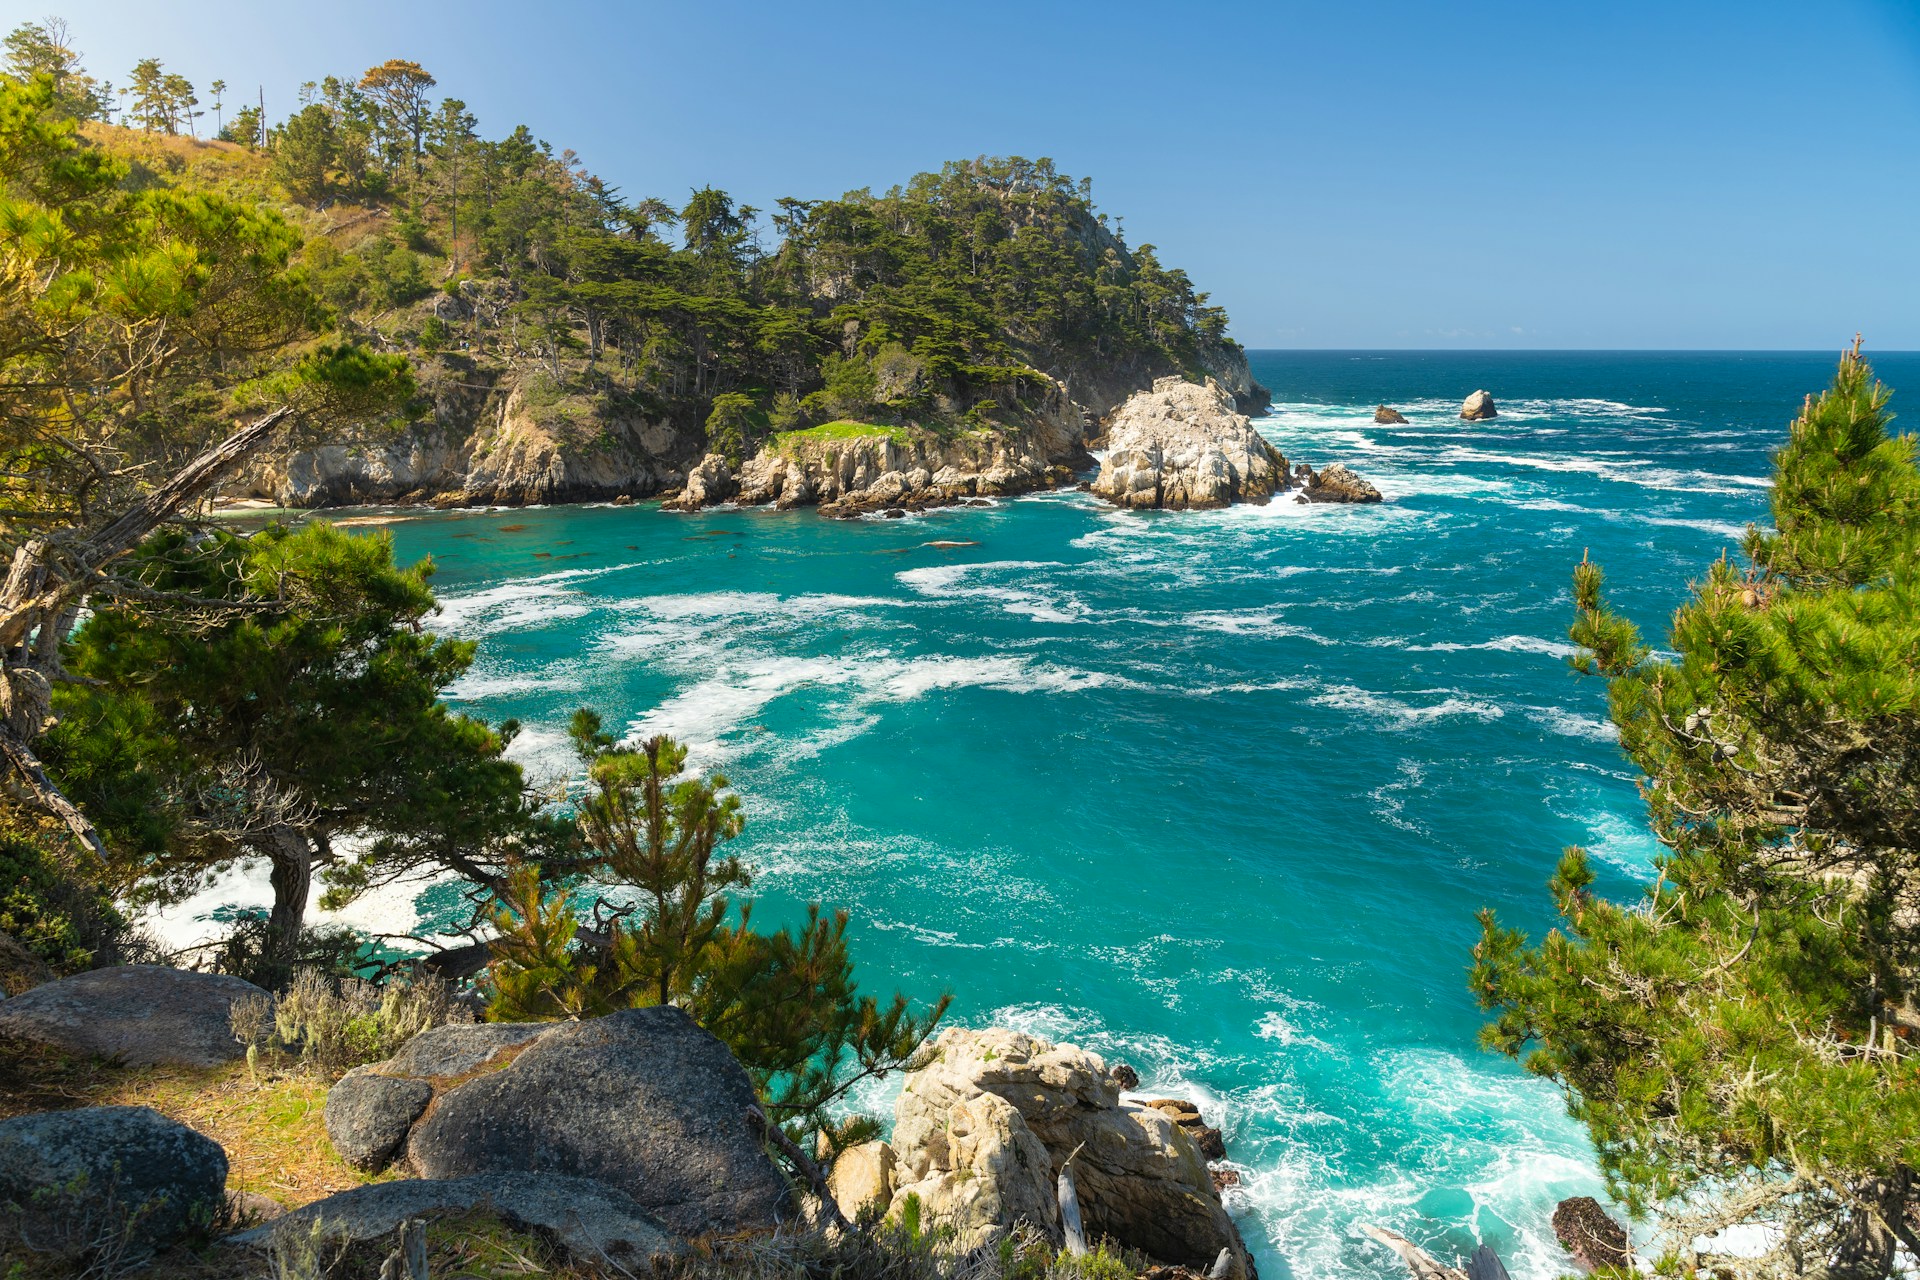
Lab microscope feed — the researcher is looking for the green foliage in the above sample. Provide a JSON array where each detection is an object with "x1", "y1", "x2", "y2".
[
  {"x1": 0, "y1": 820, "x2": 131, "y2": 974},
  {"x1": 485, "y1": 720, "x2": 949, "y2": 1139},
  {"x1": 704, "y1": 390, "x2": 767, "y2": 465},
  {"x1": 1471, "y1": 344, "x2": 1920, "y2": 1273},
  {"x1": 45, "y1": 521, "x2": 556, "y2": 974}
]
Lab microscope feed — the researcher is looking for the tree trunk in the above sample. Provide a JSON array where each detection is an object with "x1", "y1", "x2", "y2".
[{"x1": 265, "y1": 824, "x2": 313, "y2": 966}]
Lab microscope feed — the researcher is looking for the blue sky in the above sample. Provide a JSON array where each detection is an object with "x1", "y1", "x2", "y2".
[{"x1": 40, "y1": 0, "x2": 1920, "y2": 349}]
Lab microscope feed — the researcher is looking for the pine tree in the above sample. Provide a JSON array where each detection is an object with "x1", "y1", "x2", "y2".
[
  {"x1": 486, "y1": 718, "x2": 950, "y2": 1143},
  {"x1": 1471, "y1": 342, "x2": 1920, "y2": 1278}
]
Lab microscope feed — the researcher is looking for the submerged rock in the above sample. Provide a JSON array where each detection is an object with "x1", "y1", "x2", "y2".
[
  {"x1": 888, "y1": 1026, "x2": 1252, "y2": 1276},
  {"x1": 0, "y1": 964, "x2": 265, "y2": 1067},
  {"x1": 1091, "y1": 378, "x2": 1287, "y2": 510},
  {"x1": 1374, "y1": 405, "x2": 1410, "y2": 425},
  {"x1": 0, "y1": 1106, "x2": 228, "y2": 1260},
  {"x1": 1460, "y1": 390, "x2": 1498, "y2": 420}
]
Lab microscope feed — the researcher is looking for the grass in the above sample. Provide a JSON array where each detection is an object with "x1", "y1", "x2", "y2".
[
  {"x1": 0, "y1": 1035, "x2": 388, "y2": 1210},
  {"x1": 773, "y1": 421, "x2": 916, "y2": 449}
]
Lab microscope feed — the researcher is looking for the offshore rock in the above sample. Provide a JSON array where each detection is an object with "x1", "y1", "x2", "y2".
[
  {"x1": 0, "y1": 1106, "x2": 228, "y2": 1259},
  {"x1": 1300, "y1": 463, "x2": 1384, "y2": 504},
  {"x1": 0, "y1": 964, "x2": 264, "y2": 1067},
  {"x1": 1374, "y1": 405, "x2": 1410, "y2": 424},
  {"x1": 228, "y1": 1173, "x2": 683, "y2": 1267},
  {"x1": 1460, "y1": 390, "x2": 1498, "y2": 420},
  {"x1": 1091, "y1": 378, "x2": 1286, "y2": 510},
  {"x1": 888, "y1": 1027, "x2": 1252, "y2": 1276}
]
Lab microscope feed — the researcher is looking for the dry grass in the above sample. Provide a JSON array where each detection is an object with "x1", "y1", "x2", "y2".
[{"x1": 0, "y1": 1035, "x2": 387, "y2": 1210}]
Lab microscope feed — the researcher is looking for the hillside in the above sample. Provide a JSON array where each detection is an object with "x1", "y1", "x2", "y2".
[{"x1": 69, "y1": 112, "x2": 1266, "y2": 510}]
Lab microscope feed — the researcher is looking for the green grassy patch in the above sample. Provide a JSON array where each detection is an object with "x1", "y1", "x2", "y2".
[{"x1": 773, "y1": 421, "x2": 915, "y2": 449}]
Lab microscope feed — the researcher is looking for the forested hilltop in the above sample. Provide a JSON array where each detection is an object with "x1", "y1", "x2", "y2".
[{"x1": 6, "y1": 22, "x2": 1264, "y2": 509}]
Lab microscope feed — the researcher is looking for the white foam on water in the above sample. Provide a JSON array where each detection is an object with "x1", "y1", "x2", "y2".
[
  {"x1": 895, "y1": 560, "x2": 1091, "y2": 623},
  {"x1": 1409, "y1": 635, "x2": 1578, "y2": 658},
  {"x1": 1527, "y1": 706, "x2": 1619, "y2": 742},
  {"x1": 429, "y1": 561, "x2": 643, "y2": 634},
  {"x1": 623, "y1": 649, "x2": 1136, "y2": 768},
  {"x1": 1579, "y1": 807, "x2": 1667, "y2": 874},
  {"x1": 1308, "y1": 684, "x2": 1507, "y2": 729}
]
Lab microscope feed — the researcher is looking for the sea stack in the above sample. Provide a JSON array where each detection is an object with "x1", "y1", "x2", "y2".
[
  {"x1": 1374, "y1": 405, "x2": 1409, "y2": 425},
  {"x1": 1091, "y1": 377, "x2": 1287, "y2": 510},
  {"x1": 1460, "y1": 390, "x2": 1498, "y2": 420}
]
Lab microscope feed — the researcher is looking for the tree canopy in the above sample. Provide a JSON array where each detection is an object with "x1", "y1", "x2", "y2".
[{"x1": 1471, "y1": 343, "x2": 1920, "y2": 1278}]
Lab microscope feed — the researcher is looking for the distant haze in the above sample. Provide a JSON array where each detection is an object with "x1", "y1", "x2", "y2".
[{"x1": 45, "y1": 0, "x2": 1920, "y2": 349}]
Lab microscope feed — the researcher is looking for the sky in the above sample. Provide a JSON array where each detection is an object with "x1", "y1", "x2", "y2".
[{"x1": 33, "y1": 0, "x2": 1920, "y2": 350}]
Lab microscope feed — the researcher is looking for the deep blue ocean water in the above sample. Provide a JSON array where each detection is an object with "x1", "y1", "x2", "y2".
[{"x1": 168, "y1": 350, "x2": 1920, "y2": 1280}]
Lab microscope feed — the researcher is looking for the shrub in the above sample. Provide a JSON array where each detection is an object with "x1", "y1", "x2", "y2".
[{"x1": 231, "y1": 967, "x2": 473, "y2": 1077}]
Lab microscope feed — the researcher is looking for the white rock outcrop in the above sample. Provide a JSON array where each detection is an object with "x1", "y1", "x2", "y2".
[
  {"x1": 1460, "y1": 389, "x2": 1498, "y2": 421},
  {"x1": 1091, "y1": 378, "x2": 1286, "y2": 510},
  {"x1": 881, "y1": 1027, "x2": 1250, "y2": 1275}
]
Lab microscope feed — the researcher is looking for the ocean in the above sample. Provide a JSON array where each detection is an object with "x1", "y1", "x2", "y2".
[{"x1": 157, "y1": 349, "x2": 1920, "y2": 1280}]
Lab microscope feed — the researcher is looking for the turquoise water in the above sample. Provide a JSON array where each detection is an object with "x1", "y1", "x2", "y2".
[{"x1": 205, "y1": 351, "x2": 1920, "y2": 1279}]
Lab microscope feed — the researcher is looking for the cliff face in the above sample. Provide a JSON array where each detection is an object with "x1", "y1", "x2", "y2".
[{"x1": 230, "y1": 372, "x2": 699, "y2": 507}]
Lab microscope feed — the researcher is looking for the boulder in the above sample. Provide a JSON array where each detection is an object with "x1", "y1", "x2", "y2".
[
  {"x1": 1374, "y1": 405, "x2": 1409, "y2": 425},
  {"x1": 828, "y1": 1140, "x2": 897, "y2": 1221},
  {"x1": 0, "y1": 964, "x2": 266, "y2": 1067},
  {"x1": 1552, "y1": 1196, "x2": 1630, "y2": 1272},
  {"x1": 227, "y1": 1173, "x2": 683, "y2": 1267},
  {"x1": 323, "y1": 1068, "x2": 434, "y2": 1172},
  {"x1": 0, "y1": 1106, "x2": 227, "y2": 1260},
  {"x1": 889, "y1": 1027, "x2": 1250, "y2": 1276},
  {"x1": 380, "y1": 1020, "x2": 548, "y2": 1078},
  {"x1": 381, "y1": 1007, "x2": 788, "y2": 1238},
  {"x1": 1091, "y1": 378, "x2": 1287, "y2": 510},
  {"x1": 1302, "y1": 463, "x2": 1384, "y2": 504},
  {"x1": 1460, "y1": 390, "x2": 1498, "y2": 421}
]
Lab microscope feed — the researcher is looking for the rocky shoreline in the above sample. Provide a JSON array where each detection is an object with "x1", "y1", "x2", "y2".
[{"x1": 0, "y1": 965, "x2": 1263, "y2": 1278}]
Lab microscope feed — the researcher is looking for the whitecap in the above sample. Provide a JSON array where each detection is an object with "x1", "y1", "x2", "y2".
[{"x1": 1308, "y1": 684, "x2": 1507, "y2": 729}]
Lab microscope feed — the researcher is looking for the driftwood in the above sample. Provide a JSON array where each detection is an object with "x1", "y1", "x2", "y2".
[
  {"x1": 1058, "y1": 1166, "x2": 1087, "y2": 1256},
  {"x1": 1206, "y1": 1247, "x2": 1234, "y2": 1280},
  {"x1": 1360, "y1": 1225, "x2": 1468, "y2": 1280}
]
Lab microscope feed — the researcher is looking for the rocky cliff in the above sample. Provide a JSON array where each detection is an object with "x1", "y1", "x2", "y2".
[{"x1": 227, "y1": 367, "x2": 698, "y2": 508}]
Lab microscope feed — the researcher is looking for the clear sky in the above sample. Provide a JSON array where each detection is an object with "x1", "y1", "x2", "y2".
[{"x1": 37, "y1": 0, "x2": 1920, "y2": 350}]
